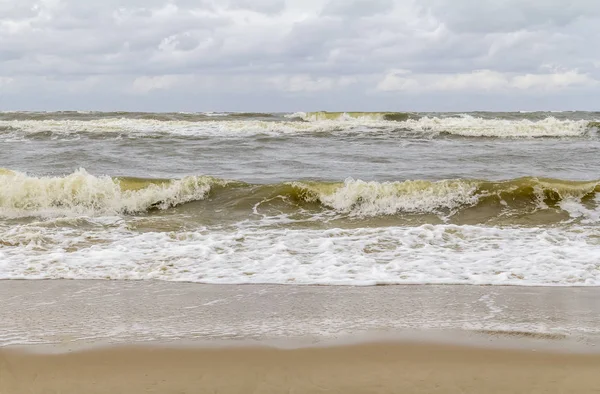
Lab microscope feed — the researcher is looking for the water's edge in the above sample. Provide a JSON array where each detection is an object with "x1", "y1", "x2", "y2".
[{"x1": 2, "y1": 280, "x2": 599, "y2": 353}]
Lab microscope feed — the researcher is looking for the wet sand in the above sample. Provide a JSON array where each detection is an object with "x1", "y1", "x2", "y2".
[
  {"x1": 2, "y1": 281, "x2": 600, "y2": 350},
  {"x1": 2, "y1": 281, "x2": 600, "y2": 393},
  {"x1": 2, "y1": 342, "x2": 600, "y2": 394}
]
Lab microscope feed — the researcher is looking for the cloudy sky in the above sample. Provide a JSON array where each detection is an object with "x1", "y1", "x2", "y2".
[{"x1": 1, "y1": 0, "x2": 599, "y2": 111}]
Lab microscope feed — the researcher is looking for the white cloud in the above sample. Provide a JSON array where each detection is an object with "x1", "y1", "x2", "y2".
[
  {"x1": 268, "y1": 74, "x2": 359, "y2": 92},
  {"x1": 377, "y1": 69, "x2": 597, "y2": 92},
  {"x1": 0, "y1": 77, "x2": 14, "y2": 87},
  {"x1": 510, "y1": 70, "x2": 596, "y2": 89},
  {"x1": 131, "y1": 75, "x2": 183, "y2": 93}
]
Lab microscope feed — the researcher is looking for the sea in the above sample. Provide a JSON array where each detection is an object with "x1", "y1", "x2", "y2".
[{"x1": 1, "y1": 110, "x2": 599, "y2": 286}]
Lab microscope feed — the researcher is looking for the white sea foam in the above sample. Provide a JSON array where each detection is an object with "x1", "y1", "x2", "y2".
[
  {"x1": 201, "y1": 112, "x2": 229, "y2": 116},
  {"x1": 285, "y1": 112, "x2": 308, "y2": 119},
  {"x1": 0, "y1": 169, "x2": 219, "y2": 218},
  {"x1": 0, "y1": 118, "x2": 369, "y2": 137},
  {"x1": 0, "y1": 115, "x2": 594, "y2": 138},
  {"x1": 400, "y1": 115, "x2": 590, "y2": 138},
  {"x1": 560, "y1": 194, "x2": 600, "y2": 224},
  {"x1": 1, "y1": 222, "x2": 599, "y2": 286}
]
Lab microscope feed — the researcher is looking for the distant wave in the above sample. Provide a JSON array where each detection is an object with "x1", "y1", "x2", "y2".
[
  {"x1": 2, "y1": 168, "x2": 598, "y2": 222},
  {"x1": 295, "y1": 111, "x2": 413, "y2": 121},
  {"x1": 0, "y1": 113, "x2": 597, "y2": 139},
  {"x1": 295, "y1": 112, "x2": 596, "y2": 137}
]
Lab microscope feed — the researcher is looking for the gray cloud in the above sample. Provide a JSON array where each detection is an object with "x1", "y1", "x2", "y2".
[
  {"x1": 227, "y1": 0, "x2": 286, "y2": 14},
  {"x1": 0, "y1": 0, "x2": 598, "y2": 111},
  {"x1": 322, "y1": 0, "x2": 394, "y2": 17},
  {"x1": 421, "y1": 0, "x2": 600, "y2": 33}
]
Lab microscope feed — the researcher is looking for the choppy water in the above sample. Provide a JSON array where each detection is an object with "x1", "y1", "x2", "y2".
[{"x1": 1, "y1": 111, "x2": 600, "y2": 285}]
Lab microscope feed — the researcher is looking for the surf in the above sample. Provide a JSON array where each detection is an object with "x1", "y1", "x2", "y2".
[
  {"x1": 0, "y1": 168, "x2": 227, "y2": 218},
  {"x1": 2, "y1": 168, "x2": 599, "y2": 222},
  {"x1": 1, "y1": 113, "x2": 598, "y2": 139}
]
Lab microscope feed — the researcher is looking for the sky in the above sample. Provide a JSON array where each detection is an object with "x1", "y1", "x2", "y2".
[{"x1": 0, "y1": 0, "x2": 599, "y2": 112}]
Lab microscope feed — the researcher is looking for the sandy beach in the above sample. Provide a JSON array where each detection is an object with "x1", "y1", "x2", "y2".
[
  {"x1": 2, "y1": 342, "x2": 600, "y2": 394},
  {"x1": 1, "y1": 281, "x2": 600, "y2": 393}
]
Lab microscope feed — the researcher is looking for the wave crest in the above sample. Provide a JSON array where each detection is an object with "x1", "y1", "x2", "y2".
[
  {"x1": 290, "y1": 179, "x2": 480, "y2": 216},
  {"x1": 1, "y1": 115, "x2": 597, "y2": 139},
  {"x1": 0, "y1": 168, "x2": 223, "y2": 218},
  {"x1": 400, "y1": 116, "x2": 591, "y2": 138},
  {"x1": 1, "y1": 169, "x2": 598, "y2": 220},
  {"x1": 300, "y1": 112, "x2": 411, "y2": 121}
]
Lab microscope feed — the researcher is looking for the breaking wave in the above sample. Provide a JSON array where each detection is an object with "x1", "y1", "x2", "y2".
[
  {"x1": 1, "y1": 168, "x2": 599, "y2": 220},
  {"x1": 287, "y1": 178, "x2": 600, "y2": 221},
  {"x1": 0, "y1": 168, "x2": 226, "y2": 217},
  {"x1": 0, "y1": 114, "x2": 597, "y2": 139},
  {"x1": 296, "y1": 111, "x2": 412, "y2": 121},
  {"x1": 289, "y1": 179, "x2": 479, "y2": 215}
]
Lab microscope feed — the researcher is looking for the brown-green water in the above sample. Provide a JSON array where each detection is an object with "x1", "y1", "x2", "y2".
[{"x1": 1, "y1": 111, "x2": 600, "y2": 286}]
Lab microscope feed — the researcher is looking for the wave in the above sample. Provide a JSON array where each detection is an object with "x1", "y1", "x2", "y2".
[
  {"x1": 287, "y1": 178, "x2": 600, "y2": 222},
  {"x1": 0, "y1": 168, "x2": 227, "y2": 217},
  {"x1": 1, "y1": 169, "x2": 599, "y2": 220},
  {"x1": 398, "y1": 116, "x2": 592, "y2": 138},
  {"x1": 294, "y1": 113, "x2": 595, "y2": 137},
  {"x1": 298, "y1": 111, "x2": 412, "y2": 121},
  {"x1": 399, "y1": 116, "x2": 594, "y2": 138},
  {"x1": 289, "y1": 179, "x2": 480, "y2": 215},
  {"x1": 0, "y1": 118, "x2": 358, "y2": 138},
  {"x1": 1, "y1": 115, "x2": 597, "y2": 139},
  {"x1": 0, "y1": 111, "x2": 276, "y2": 122}
]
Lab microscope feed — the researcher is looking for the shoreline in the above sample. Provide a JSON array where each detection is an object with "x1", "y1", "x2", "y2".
[
  {"x1": 2, "y1": 280, "x2": 600, "y2": 353},
  {"x1": 3, "y1": 341, "x2": 600, "y2": 394}
]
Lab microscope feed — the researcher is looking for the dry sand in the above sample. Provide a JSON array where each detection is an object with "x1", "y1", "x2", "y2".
[{"x1": 2, "y1": 342, "x2": 600, "y2": 394}]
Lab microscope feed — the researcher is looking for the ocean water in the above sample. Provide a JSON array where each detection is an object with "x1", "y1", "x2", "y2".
[{"x1": 1, "y1": 111, "x2": 600, "y2": 286}]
